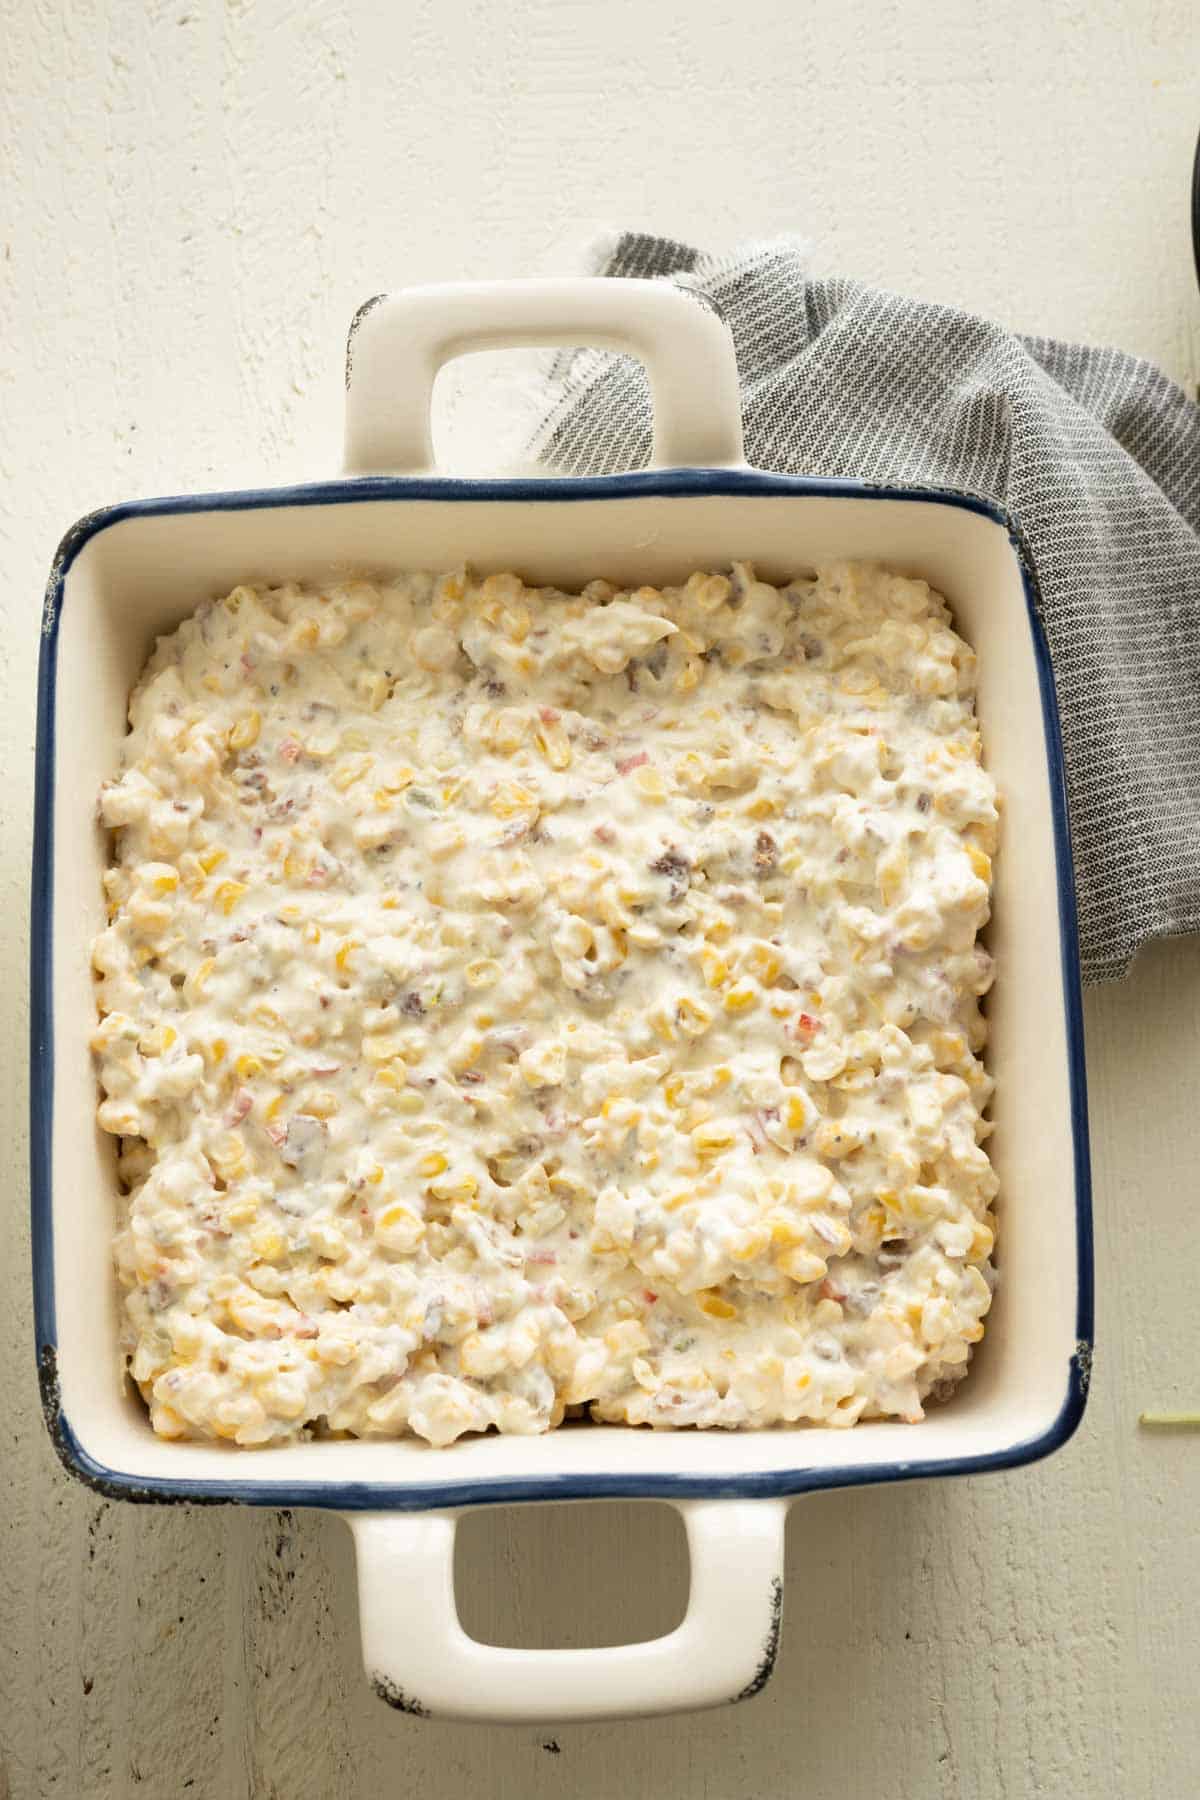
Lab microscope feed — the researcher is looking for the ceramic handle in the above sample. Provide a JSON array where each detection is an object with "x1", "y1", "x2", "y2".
[
  {"x1": 347, "y1": 1498, "x2": 785, "y2": 1724},
  {"x1": 343, "y1": 276, "x2": 744, "y2": 475}
]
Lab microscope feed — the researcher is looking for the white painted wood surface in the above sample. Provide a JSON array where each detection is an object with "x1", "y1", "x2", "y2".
[{"x1": 3, "y1": 1, "x2": 1199, "y2": 1793}]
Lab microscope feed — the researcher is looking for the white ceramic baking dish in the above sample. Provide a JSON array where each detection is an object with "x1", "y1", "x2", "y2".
[{"x1": 32, "y1": 277, "x2": 1093, "y2": 1725}]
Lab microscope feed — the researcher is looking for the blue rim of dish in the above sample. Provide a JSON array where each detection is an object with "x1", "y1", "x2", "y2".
[{"x1": 32, "y1": 467, "x2": 1093, "y2": 1509}]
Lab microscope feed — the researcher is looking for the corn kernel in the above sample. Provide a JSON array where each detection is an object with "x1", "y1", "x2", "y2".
[
  {"x1": 418, "y1": 1151, "x2": 448, "y2": 1178},
  {"x1": 731, "y1": 1226, "x2": 771, "y2": 1262},
  {"x1": 878, "y1": 845, "x2": 908, "y2": 908},
  {"x1": 152, "y1": 1404, "x2": 187, "y2": 1438},
  {"x1": 228, "y1": 712, "x2": 261, "y2": 751},
  {"x1": 969, "y1": 1221, "x2": 995, "y2": 1261},
  {"x1": 691, "y1": 1121, "x2": 736, "y2": 1156},
  {"x1": 187, "y1": 958, "x2": 216, "y2": 996},
  {"x1": 745, "y1": 794, "x2": 779, "y2": 819},
  {"x1": 377, "y1": 765, "x2": 415, "y2": 793},
  {"x1": 743, "y1": 942, "x2": 783, "y2": 984},
  {"x1": 214, "y1": 880, "x2": 247, "y2": 916},
  {"x1": 675, "y1": 995, "x2": 713, "y2": 1036},
  {"x1": 332, "y1": 755, "x2": 373, "y2": 792},
  {"x1": 375, "y1": 1204, "x2": 425, "y2": 1254},
  {"x1": 139, "y1": 863, "x2": 179, "y2": 894},
  {"x1": 722, "y1": 982, "x2": 758, "y2": 1013},
  {"x1": 289, "y1": 618, "x2": 320, "y2": 652},
  {"x1": 371, "y1": 1067, "x2": 406, "y2": 1092},
  {"x1": 779, "y1": 1246, "x2": 826, "y2": 1284},
  {"x1": 967, "y1": 844, "x2": 992, "y2": 883},
  {"x1": 209, "y1": 1131, "x2": 247, "y2": 1176},
  {"x1": 429, "y1": 1170, "x2": 479, "y2": 1202},
  {"x1": 813, "y1": 1120, "x2": 863, "y2": 1158},
  {"x1": 500, "y1": 600, "x2": 532, "y2": 641},
  {"x1": 489, "y1": 780, "x2": 538, "y2": 821},
  {"x1": 250, "y1": 1227, "x2": 287, "y2": 1263},
  {"x1": 697, "y1": 1291, "x2": 737, "y2": 1320},
  {"x1": 534, "y1": 721, "x2": 572, "y2": 770},
  {"x1": 648, "y1": 1006, "x2": 677, "y2": 1044},
  {"x1": 356, "y1": 670, "x2": 389, "y2": 710},
  {"x1": 699, "y1": 947, "x2": 728, "y2": 988},
  {"x1": 235, "y1": 1054, "x2": 264, "y2": 1079}
]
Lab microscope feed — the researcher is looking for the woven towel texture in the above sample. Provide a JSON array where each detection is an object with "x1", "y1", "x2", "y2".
[{"x1": 532, "y1": 233, "x2": 1200, "y2": 983}]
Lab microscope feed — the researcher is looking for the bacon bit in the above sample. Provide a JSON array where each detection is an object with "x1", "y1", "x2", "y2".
[
  {"x1": 311, "y1": 1064, "x2": 341, "y2": 1077},
  {"x1": 616, "y1": 750, "x2": 649, "y2": 775},
  {"x1": 224, "y1": 1089, "x2": 253, "y2": 1127},
  {"x1": 790, "y1": 1012, "x2": 820, "y2": 1041},
  {"x1": 819, "y1": 1279, "x2": 845, "y2": 1304},
  {"x1": 539, "y1": 706, "x2": 561, "y2": 724},
  {"x1": 294, "y1": 1318, "x2": 319, "y2": 1339},
  {"x1": 306, "y1": 865, "x2": 330, "y2": 886},
  {"x1": 279, "y1": 738, "x2": 302, "y2": 763},
  {"x1": 240, "y1": 652, "x2": 255, "y2": 674},
  {"x1": 643, "y1": 1289, "x2": 658, "y2": 1305},
  {"x1": 754, "y1": 830, "x2": 778, "y2": 872},
  {"x1": 526, "y1": 1250, "x2": 558, "y2": 1266},
  {"x1": 593, "y1": 823, "x2": 617, "y2": 844},
  {"x1": 265, "y1": 1122, "x2": 288, "y2": 1148}
]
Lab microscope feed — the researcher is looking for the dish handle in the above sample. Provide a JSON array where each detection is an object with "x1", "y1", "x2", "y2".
[
  {"x1": 343, "y1": 276, "x2": 745, "y2": 476},
  {"x1": 346, "y1": 1497, "x2": 786, "y2": 1724}
]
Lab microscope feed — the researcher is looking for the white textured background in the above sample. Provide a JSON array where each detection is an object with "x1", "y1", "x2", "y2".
[{"x1": 4, "y1": 2, "x2": 1200, "y2": 1795}]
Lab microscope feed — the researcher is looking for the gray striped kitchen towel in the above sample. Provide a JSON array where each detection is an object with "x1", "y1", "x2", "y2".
[{"x1": 530, "y1": 233, "x2": 1200, "y2": 984}]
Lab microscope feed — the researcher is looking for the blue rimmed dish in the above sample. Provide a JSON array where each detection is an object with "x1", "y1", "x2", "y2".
[{"x1": 32, "y1": 278, "x2": 1092, "y2": 1723}]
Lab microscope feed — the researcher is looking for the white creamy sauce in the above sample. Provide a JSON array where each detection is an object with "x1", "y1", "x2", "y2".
[{"x1": 93, "y1": 561, "x2": 998, "y2": 1447}]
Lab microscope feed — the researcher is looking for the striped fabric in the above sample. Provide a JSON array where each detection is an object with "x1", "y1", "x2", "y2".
[{"x1": 531, "y1": 233, "x2": 1200, "y2": 983}]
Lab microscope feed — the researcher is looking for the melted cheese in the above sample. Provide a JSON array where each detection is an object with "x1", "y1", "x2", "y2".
[{"x1": 93, "y1": 561, "x2": 998, "y2": 1446}]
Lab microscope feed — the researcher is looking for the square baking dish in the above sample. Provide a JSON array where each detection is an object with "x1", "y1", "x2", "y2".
[{"x1": 32, "y1": 278, "x2": 1092, "y2": 1722}]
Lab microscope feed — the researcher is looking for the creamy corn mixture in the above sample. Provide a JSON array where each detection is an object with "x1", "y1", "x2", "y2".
[{"x1": 93, "y1": 561, "x2": 998, "y2": 1447}]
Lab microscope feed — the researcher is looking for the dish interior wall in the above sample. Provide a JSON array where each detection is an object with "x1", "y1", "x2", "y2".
[{"x1": 44, "y1": 488, "x2": 1080, "y2": 1495}]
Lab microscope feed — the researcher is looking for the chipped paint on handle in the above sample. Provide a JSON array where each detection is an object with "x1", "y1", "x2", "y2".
[{"x1": 348, "y1": 1500, "x2": 788, "y2": 1724}]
